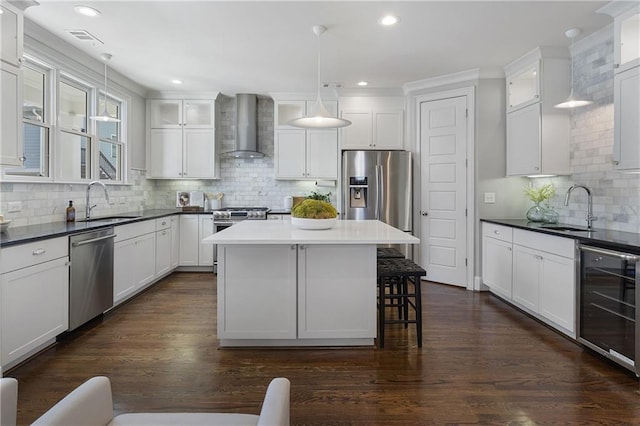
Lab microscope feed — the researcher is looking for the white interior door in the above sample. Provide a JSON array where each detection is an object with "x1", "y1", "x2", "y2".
[{"x1": 420, "y1": 96, "x2": 468, "y2": 287}]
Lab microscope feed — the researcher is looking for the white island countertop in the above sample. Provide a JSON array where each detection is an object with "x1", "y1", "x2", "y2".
[{"x1": 202, "y1": 219, "x2": 419, "y2": 245}]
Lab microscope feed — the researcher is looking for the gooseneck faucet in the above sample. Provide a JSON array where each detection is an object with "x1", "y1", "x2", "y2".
[
  {"x1": 86, "y1": 181, "x2": 110, "y2": 220},
  {"x1": 564, "y1": 184, "x2": 597, "y2": 229}
]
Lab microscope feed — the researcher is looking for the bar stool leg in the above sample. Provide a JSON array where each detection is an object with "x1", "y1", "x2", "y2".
[
  {"x1": 402, "y1": 276, "x2": 410, "y2": 328},
  {"x1": 414, "y1": 276, "x2": 423, "y2": 348},
  {"x1": 378, "y1": 276, "x2": 385, "y2": 348}
]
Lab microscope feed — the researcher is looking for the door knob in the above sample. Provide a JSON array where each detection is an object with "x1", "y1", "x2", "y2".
[{"x1": 421, "y1": 211, "x2": 428, "y2": 216}]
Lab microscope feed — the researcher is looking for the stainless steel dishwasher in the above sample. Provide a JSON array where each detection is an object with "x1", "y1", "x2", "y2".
[{"x1": 69, "y1": 227, "x2": 115, "y2": 330}]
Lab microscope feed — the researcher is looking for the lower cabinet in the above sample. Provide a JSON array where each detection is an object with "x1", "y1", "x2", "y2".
[
  {"x1": 481, "y1": 223, "x2": 513, "y2": 299},
  {"x1": 0, "y1": 238, "x2": 69, "y2": 369},
  {"x1": 217, "y1": 244, "x2": 376, "y2": 343},
  {"x1": 178, "y1": 214, "x2": 213, "y2": 267},
  {"x1": 114, "y1": 221, "x2": 157, "y2": 305},
  {"x1": 155, "y1": 218, "x2": 172, "y2": 276},
  {"x1": 482, "y1": 223, "x2": 576, "y2": 337}
]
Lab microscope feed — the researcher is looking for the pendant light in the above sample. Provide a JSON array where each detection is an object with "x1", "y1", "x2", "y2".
[
  {"x1": 288, "y1": 25, "x2": 351, "y2": 129},
  {"x1": 90, "y1": 53, "x2": 121, "y2": 122},
  {"x1": 554, "y1": 28, "x2": 592, "y2": 109}
]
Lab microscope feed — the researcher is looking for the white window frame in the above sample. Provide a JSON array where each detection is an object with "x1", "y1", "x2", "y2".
[
  {"x1": 3, "y1": 56, "x2": 53, "y2": 180},
  {"x1": 56, "y1": 73, "x2": 93, "y2": 182},
  {"x1": 95, "y1": 92, "x2": 125, "y2": 183}
]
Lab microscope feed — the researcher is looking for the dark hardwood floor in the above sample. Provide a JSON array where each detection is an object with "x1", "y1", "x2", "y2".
[{"x1": 8, "y1": 272, "x2": 640, "y2": 425}]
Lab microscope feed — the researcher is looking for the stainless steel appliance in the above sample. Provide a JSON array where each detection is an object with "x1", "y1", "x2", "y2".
[
  {"x1": 212, "y1": 207, "x2": 269, "y2": 272},
  {"x1": 342, "y1": 150, "x2": 412, "y2": 256},
  {"x1": 578, "y1": 244, "x2": 639, "y2": 375},
  {"x1": 69, "y1": 227, "x2": 115, "y2": 330}
]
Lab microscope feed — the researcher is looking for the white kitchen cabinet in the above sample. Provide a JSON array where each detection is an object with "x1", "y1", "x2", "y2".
[
  {"x1": 481, "y1": 223, "x2": 513, "y2": 299},
  {"x1": 1, "y1": 237, "x2": 69, "y2": 369},
  {"x1": 481, "y1": 222, "x2": 576, "y2": 337},
  {"x1": 218, "y1": 244, "x2": 298, "y2": 339},
  {"x1": 216, "y1": 243, "x2": 376, "y2": 344},
  {"x1": 0, "y1": 1, "x2": 23, "y2": 67},
  {"x1": 512, "y1": 244, "x2": 541, "y2": 312},
  {"x1": 155, "y1": 217, "x2": 172, "y2": 276},
  {"x1": 148, "y1": 99, "x2": 217, "y2": 179},
  {"x1": 0, "y1": 62, "x2": 22, "y2": 166},
  {"x1": 275, "y1": 129, "x2": 338, "y2": 179},
  {"x1": 339, "y1": 97, "x2": 404, "y2": 150},
  {"x1": 273, "y1": 96, "x2": 339, "y2": 180},
  {"x1": 297, "y1": 245, "x2": 376, "y2": 339},
  {"x1": 600, "y1": 2, "x2": 640, "y2": 74},
  {"x1": 506, "y1": 61, "x2": 540, "y2": 111},
  {"x1": 512, "y1": 229, "x2": 576, "y2": 336},
  {"x1": 504, "y1": 47, "x2": 570, "y2": 176},
  {"x1": 613, "y1": 63, "x2": 640, "y2": 171},
  {"x1": 198, "y1": 215, "x2": 214, "y2": 266},
  {"x1": 149, "y1": 99, "x2": 214, "y2": 128},
  {"x1": 113, "y1": 221, "x2": 156, "y2": 305},
  {"x1": 179, "y1": 215, "x2": 199, "y2": 266},
  {"x1": 170, "y1": 216, "x2": 180, "y2": 269},
  {"x1": 178, "y1": 214, "x2": 212, "y2": 268}
]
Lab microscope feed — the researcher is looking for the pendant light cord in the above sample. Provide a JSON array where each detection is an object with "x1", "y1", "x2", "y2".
[{"x1": 316, "y1": 29, "x2": 321, "y2": 103}]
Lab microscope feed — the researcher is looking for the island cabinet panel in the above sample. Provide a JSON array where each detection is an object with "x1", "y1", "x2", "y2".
[
  {"x1": 218, "y1": 245, "x2": 297, "y2": 339},
  {"x1": 297, "y1": 245, "x2": 376, "y2": 339}
]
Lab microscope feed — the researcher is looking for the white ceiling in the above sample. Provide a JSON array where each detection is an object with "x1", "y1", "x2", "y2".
[{"x1": 24, "y1": 1, "x2": 613, "y2": 96}]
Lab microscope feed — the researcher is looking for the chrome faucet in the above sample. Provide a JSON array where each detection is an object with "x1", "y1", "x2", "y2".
[
  {"x1": 564, "y1": 184, "x2": 597, "y2": 229},
  {"x1": 86, "y1": 181, "x2": 110, "y2": 220}
]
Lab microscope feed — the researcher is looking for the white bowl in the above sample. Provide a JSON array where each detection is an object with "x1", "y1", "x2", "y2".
[
  {"x1": 0, "y1": 220, "x2": 12, "y2": 232},
  {"x1": 291, "y1": 217, "x2": 337, "y2": 230}
]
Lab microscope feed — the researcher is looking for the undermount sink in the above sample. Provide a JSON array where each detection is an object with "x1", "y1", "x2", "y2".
[
  {"x1": 542, "y1": 225, "x2": 595, "y2": 232},
  {"x1": 81, "y1": 215, "x2": 141, "y2": 223}
]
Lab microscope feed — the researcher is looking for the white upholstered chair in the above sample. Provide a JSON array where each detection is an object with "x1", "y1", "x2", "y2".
[
  {"x1": 1, "y1": 377, "x2": 19, "y2": 426},
  {"x1": 31, "y1": 376, "x2": 290, "y2": 426}
]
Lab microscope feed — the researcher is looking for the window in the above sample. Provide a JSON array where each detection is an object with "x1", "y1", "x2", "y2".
[
  {"x1": 58, "y1": 77, "x2": 91, "y2": 180},
  {"x1": 97, "y1": 95, "x2": 124, "y2": 181},
  {"x1": 6, "y1": 59, "x2": 51, "y2": 177}
]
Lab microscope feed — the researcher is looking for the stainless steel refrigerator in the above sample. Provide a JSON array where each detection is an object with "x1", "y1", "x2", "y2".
[{"x1": 342, "y1": 150, "x2": 412, "y2": 256}]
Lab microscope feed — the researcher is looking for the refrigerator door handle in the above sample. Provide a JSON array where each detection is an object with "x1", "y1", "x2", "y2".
[
  {"x1": 375, "y1": 165, "x2": 381, "y2": 220},
  {"x1": 377, "y1": 164, "x2": 384, "y2": 221}
]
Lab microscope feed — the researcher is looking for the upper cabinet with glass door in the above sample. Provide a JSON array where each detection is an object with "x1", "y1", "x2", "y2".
[
  {"x1": 149, "y1": 99, "x2": 214, "y2": 128},
  {"x1": 600, "y1": 2, "x2": 640, "y2": 73},
  {"x1": 507, "y1": 62, "x2": 540, "y2": 112}
]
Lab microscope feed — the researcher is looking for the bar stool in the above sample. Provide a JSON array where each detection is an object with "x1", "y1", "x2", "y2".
[
  {"x1": 376, "y1": 247, "x2": 405, "y2": 259},
  {"x1": 377, "y1": 258, "x2": 426, "y2": 348}
]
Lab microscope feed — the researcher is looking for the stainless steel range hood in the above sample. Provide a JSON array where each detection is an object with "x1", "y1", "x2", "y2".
[{"x1": 221, "y1": 93, "x2": 265, "y2": 159}]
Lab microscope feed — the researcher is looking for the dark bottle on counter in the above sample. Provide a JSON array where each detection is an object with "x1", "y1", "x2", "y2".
[{"x1": 66, "y1": 200, "x2": 76, "y2": 222}]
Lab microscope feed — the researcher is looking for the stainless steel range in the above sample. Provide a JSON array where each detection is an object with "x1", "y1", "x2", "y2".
[
  {"x1": 212, "y1": 206, "x2": 269, "y2": 224},
  {"x1": 212, "y1": 207, "x2": 269, "y2": 273}
]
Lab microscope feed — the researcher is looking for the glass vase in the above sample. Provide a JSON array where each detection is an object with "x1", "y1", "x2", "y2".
[
  {"x1": 542, "y1": 206, "x2": 560, "y2": 224},
  {"x1": 526, "y1": 202, "x2": 545, "y2": 222}
]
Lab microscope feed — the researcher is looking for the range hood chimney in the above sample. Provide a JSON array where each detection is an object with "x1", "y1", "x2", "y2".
[{"x1": 221, "y1": 93, "x2": 265, "y2": 159}]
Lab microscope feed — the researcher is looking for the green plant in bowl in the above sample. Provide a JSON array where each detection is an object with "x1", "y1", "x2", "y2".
[{"x1": 291, "y1": 199, "x2": 337, "y2": 219}]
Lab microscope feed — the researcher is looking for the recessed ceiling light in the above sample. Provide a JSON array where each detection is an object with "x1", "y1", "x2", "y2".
[
  {"x1": 74, "y1": 5, "x2": 102, "y2": 17},
  {"x1": 379, "y1": 15, "x2": 400, "y2": 26},
  {"x1": 357, "y1": 81, "x2": 369, "y2": 87},
  {"x1": 171, "y1": 79, "x2": 183, "y2": 85}
]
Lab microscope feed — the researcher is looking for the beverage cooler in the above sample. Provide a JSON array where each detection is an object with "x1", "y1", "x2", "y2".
[{"x1": 578, "y1": 244, "x2": 639, "y2": 375}]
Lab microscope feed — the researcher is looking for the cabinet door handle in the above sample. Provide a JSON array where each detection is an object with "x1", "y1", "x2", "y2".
[
  {"x1": 32, "y1": 248, "x2": 46, "y2": 256},
  {"x1": 494, "y1": 230, "x2": 500, "y2": 235},
  {"x1": 613, "y1": 160, "x2": 619, "y2": 165},
  {"x1": 290, "y1": 245, "x2": 296, "y2": 250},
  {"x1": 536, "y1": 254, "x2": 543, "y2": 260},
  {"x1": 299, "y1": 245, "x2": 306, "y2": 250},
  {"x1": 508, "y1": 247, "x2": 512, "y2": 251},
  {"x1": 534, "y1": 166, "x2": 540, "y2": 171}
]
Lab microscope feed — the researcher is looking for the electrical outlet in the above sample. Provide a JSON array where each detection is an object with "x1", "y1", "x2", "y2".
[
  {"x1": 119, "y1": 196, "x2": 126, "y2": 204},
  {"x1": 8, "y1": 201, "x2": 22, "y2": 212},
  {"x1": 484, "y1": 192, "x2": 496, "y2": 204}
]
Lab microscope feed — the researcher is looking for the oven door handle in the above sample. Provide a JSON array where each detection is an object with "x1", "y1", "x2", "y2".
[{"x1": 578, "y1": 244, "x2": 639, "y2": 262}]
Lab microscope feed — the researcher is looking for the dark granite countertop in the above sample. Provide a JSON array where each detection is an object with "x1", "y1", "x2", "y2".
[
  {"x1": 0, "y1": 209, "x2": 214, "y2": 248},
  {"x1": 481, "y1": 218, "x2": 640, "y2": 254}
]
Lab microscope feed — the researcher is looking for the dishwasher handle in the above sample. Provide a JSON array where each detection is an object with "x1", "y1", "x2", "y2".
[
  {"x1": 71, "y1": 233, "x2": 117, "y2": 247},
  {"x1": 578, "y1": 244, "x2": 639, "y2": 262}
]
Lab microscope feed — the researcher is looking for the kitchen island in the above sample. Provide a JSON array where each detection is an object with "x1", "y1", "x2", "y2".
[{"x1": 202, "y1": 220, "x2": 419, "y2": 347}]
